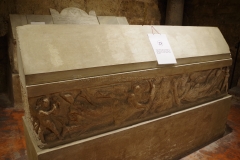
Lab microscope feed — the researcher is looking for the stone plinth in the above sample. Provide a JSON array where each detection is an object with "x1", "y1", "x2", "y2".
[{"x1": 24, "y1": 96, "x2": 231, "y2": 160}]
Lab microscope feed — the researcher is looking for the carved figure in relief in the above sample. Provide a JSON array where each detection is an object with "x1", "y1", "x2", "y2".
[
  {"x1": 221, "y1": 67, "x2": 230, "y2": 92},
  {"x1": 172, "y1": 68, "x2": 225, "y2": 105},
  {"x1": 206, "y1": 69, "x2": 223, "y2": 95},
  {"x1": 35, "y1": 97, "x2": 62, "y2": 143},
  {"x1": 128, "y1": 79, "x2": 156, "y2": 116},
  {"x1": 173, "y1": 74, "x2": 191, "y2": 106},
  {"x1": 149, "y1": 77, "x2": 174, "y2": 113},
  {"x1": 180, "y1": 69, "x2": 224, "y2": 102}
]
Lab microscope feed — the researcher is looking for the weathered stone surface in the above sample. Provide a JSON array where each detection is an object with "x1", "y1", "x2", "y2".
[
  {"x1": 117, "y1": 17, "x2": 129, "y2": 24},
  {"x1": 7, "y1": 15, "x2": 28, "y2": 108},
  {"x1": 16, "y1": 25, "x2": 231, "y2": 85},
  {"x1": 24, "y1": 96, "x2": 231, "y2": 160},
  {"x1": 97, "y1": 16, "x2": 129, "y2": 25},
  {"x1": 117, "y1": 0, "x2": 161, "y2": 25},
  {"x1": 118, "y1": 0, "x2": 145, "y2": 24},
  {"x1": 144, "y1": 0, "x2": 162, "y2": 25},
  {"x1": 87, "y1": 0, "x2": 121, "y2": 15},
  {"x1": 28, "y1": 67, "x2": 229, "y2": 148},
  {"x1": 8, "y1": 14, "x2": 28, "y2": 74},
  {"x1": 98, "y1": 16, "x2": 118, "y2": 24},
  {"x1": 10, "y1": 74, "x2": 23, "y2": 108},
  {"x1": 13, "y1": 0, "x2": 160, "y2": 25},
  {"x1": 4, "y1": 0, "x2": 161, "y2": 38},
  {"x1": 26, "y1": 15, "x2": 53, "y2": 24},
  {"x1": 8, "y1": 36, "x2": 19, "y2": 74},
  {"x1": 50, "y1": 7, "x2": 99, "y2": 24}
]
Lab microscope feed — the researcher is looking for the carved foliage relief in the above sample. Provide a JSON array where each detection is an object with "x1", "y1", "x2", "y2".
[{"x1": 29, "y1": 67, "x2": 229, "y2": 147}]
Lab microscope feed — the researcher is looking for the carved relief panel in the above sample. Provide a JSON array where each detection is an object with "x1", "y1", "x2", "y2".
[{"x1": 28, "y1": 67, "x2": 229, "y2": 148}]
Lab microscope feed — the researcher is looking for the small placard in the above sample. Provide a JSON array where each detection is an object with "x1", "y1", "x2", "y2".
[
  {"x1": 148, "y1": 34, "x2": 177, "y2": 64},
  {"x1": 30, "y1": 22, "x2": 46, "y2": 25}
]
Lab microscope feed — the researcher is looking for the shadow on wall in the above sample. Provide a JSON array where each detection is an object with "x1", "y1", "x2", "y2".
[
  {"x1": 158, "y1": 0, "x2": 167, "y2": 24},
  {"x1": 0, "y1": 35, "x2": 8, "y2": 93},
  {"x1": 183, "y1": 0, "x2": 240, "y2": 88}
]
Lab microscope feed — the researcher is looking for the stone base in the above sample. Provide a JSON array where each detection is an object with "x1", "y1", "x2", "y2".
[
  {"x1": 24, "y1": 96, "x2": 231, "y2": 160},
  {"x1": 9, "y1": 73, "x2": 23, "y2": 108}
]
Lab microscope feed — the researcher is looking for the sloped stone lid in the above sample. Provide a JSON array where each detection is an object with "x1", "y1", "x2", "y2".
[{"x1": 17, "y1": 25, "x2": 231, "y2": 85}]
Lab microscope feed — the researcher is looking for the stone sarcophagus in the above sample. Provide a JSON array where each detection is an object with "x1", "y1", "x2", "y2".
[{"x1": 17, "y1": 25, "x2": 232, "y2": 160}]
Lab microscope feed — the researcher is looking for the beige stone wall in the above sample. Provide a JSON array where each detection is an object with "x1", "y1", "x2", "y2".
[
  {"x1": 183, "y1": 0, "x2": 240, "y2": 87},
  {"x1": 14, "y1": 0, "x2": 161, "y2": 25},
  {"x1": 0, "y1": 0, "x2": 162, "y2": 37}
]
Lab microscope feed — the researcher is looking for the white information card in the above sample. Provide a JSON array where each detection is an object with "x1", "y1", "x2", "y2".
[{"x1": 148, "y1": 34, "x2": 177, "y2": 65}]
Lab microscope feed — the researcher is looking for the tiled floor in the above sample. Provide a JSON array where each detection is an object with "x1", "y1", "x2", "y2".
[
  {"x1": 0, "y1": 95, "x2": 240, "y2": 160},
  {"x1": 0, "y1": 107, "x2": 26, "y2": 160}
]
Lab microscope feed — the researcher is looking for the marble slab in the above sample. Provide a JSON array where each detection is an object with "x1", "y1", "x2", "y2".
[
  {"x1": 98, "y1": 16, "x2": 118, "y2": 24},
  {"x1": 98, "y1": 16, "x2": 129, "y2": 25},
  {"x1": 16, "y1": 25, "x2": 231, "y2": 85},
  {"x1": 117, "y1": 17, "x2": 129, "y2": 25},
  {"x1": 26, "y1": 15, "x2": 53, "y2": 24},
  {"x1": 50, "y1": 7, "x2": 99, "y2": 25}
]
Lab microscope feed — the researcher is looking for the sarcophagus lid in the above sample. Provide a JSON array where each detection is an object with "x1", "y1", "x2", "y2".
[{"x1": 16, "y1": 25, "x2": 231, "y2": 85}]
